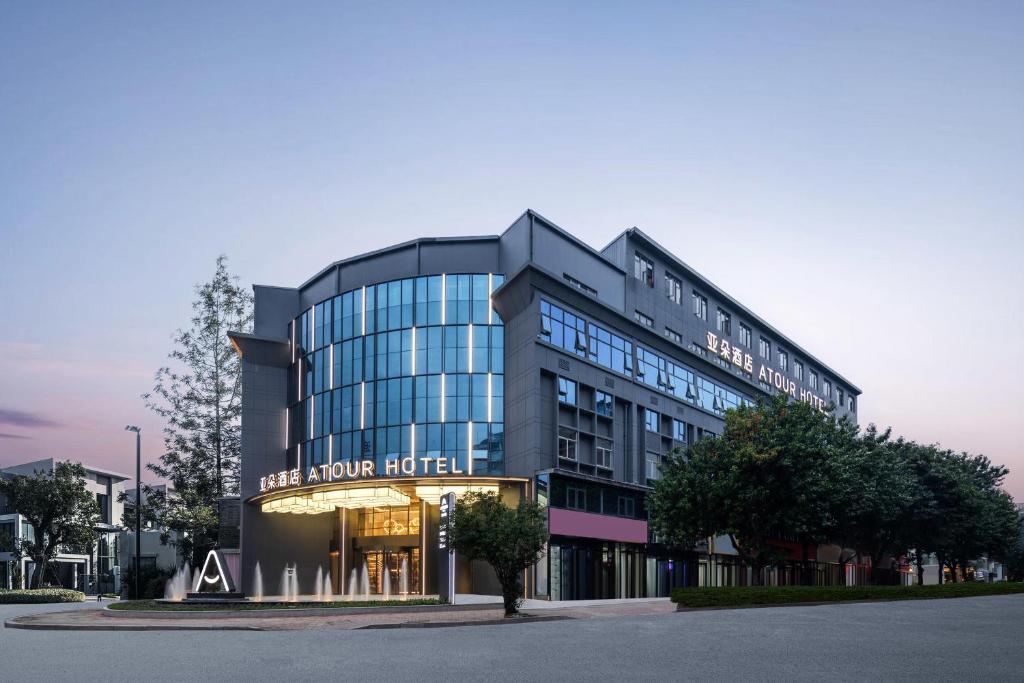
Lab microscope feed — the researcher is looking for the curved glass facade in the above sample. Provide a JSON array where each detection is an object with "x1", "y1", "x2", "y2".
[{"x1": 287, "y1": 273, "x2": 505, "y2": 476}]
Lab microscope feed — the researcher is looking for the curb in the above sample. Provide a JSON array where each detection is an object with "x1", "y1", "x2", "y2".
[
  {"x1": 101, "y1": 601, "x2": 501, "y2": 619},
  {"x1": 5, "y1": 617, "x2": 267, "y2": 632},
  {"x1": 673, "y1": 593, "x2": 1024, "y2": 612},
  {"x1": 359, "y1": 614, "x2": 573, "y2": 629}
]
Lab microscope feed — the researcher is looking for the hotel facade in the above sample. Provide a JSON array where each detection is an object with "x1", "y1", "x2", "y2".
[{"x1": 231, "y1": 210, "x2": 861, "y2": 600}]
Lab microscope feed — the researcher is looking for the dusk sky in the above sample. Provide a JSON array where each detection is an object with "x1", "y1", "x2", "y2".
[{"x1": 1, "y1": 2, "x2": 1021, "y2": 497}]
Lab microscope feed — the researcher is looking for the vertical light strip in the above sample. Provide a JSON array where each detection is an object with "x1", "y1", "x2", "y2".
[
  {"x1": 297, "y1": 442, "x2": 302, "y2": 470},
  {"x1": 411, "y1": 326, "x2": 417, "y2": 376},
  {"x1": 467, "y1": 323, "x2": 474, "y2": 374},
  {"x1": 291, "y1": 320, "x2": 296, "y2": 362},
  {"x1": 359, "y1": 381, "x2": 365, "y2": 430},
  {"x1": 410, "y1": 423, "x2": 416, "y2": 459},
  {"x1": 467, "y1": 420, "x2": 473, "y2": 475},
  {"x1": 361, "y1": 286, "x2": 366, "y2": 336},
  {"x1": 309, "y1": 394, "x2": 314, "y2": 442},
  {"x1": 440, "y1": 273, "x2": 446, "y2": 324},
  {"x1": 488, "y1": 272, "x2": 494, "y2": 325},
  {"x1": 487, "y1": 372, "x2": 493, "y2": 423},
  {"x1": 311, "y1": 305, "x2": 316, "y2": 348},
  {"x1": 328, "y1": 433, "x2": 333, "y2": 465},
  {"x1": 420, "y1": 500, "x2": 427, "y2": 596},
  {"x1": 329, "y1": 343, "x2": 334, "y2": 389},
  {"x1": 440, "y1": 373, "x2": 446, "y2": 423},
  {"x1": 340, "y1": 512, "x2": 346, "y2": 595}
]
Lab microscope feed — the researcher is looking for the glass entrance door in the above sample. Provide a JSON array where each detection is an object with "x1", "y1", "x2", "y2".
[{"x1": 361, "y1": 548, "x2": 421, "y2": 596}]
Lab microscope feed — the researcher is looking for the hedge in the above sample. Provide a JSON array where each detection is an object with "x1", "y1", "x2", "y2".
[
  {"x1": 671, "y1": 581, "x2": 1024, "y2": 608},
  {"x1": 0, "y1": 588, "x2": 87, "y2": 604}
]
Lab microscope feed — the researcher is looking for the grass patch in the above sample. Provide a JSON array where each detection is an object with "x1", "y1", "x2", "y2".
[
  {"x1": 0, "y1": 588, "x2": 86, "y2": 604},
  {"x1": 108, "y1": 598, "x2": 444, "y2": 611},
  {"x1": 671, "y1": 581, "x2": 1024, "y2": 608}
]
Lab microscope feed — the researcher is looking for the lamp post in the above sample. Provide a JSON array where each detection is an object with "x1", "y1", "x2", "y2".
[{"x1": 125, "y1": 425, "x2": 141, "y2": 600}]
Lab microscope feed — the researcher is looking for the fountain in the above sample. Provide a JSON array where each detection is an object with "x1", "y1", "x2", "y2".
[
  {"x1": 399, "y1": 558, "x2": 409, "y2": 600},
  {"x1": 314, "y1": 566, "x2": 323, "y2": 602},
  {"x1": 280, "y1": 564, "x2": 299, "y2": 601},
  {"x1": 252, "y1": 562, "x2": 264, "y2": 602},
  {"x1": 360, "y1": 560, "x2": 370, "y2": 597},
  {"x1": 382, "y1": 560, "x2": 391, "y2": 600},
  {"x1": 163, "y1": 565, "x2": 193, "y2": 601},
  {"x1": 322, "y1": 572, "x2": 334, "y2": 602},
  {"x1": 347, "y1": 567, "x2": 358, "y2": 601}
]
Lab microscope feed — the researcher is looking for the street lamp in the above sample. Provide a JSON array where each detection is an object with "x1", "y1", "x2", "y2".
[{"x1": 125, "y1": 425, "x2": 141, "y2": 600}]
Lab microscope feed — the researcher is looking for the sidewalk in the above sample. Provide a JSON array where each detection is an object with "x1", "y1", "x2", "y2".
[{"x1": 4, "y1": 596, "x2": 675, "y2": 631}]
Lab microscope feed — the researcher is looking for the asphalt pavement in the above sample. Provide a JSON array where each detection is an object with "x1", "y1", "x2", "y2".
[{"x1": 1, "y1": 594, "x2": 1021, "y2": 681}]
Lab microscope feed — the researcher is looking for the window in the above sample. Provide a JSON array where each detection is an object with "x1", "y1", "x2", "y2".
[
  {"x1": 810, "y1": 371, "x2": 818, "y2": 390},
  {"x1": 848, "y1": 395, "x2": 856, "y2": 412},
  {"x1": 563, "y1": 273, "x2": 597, "y2": 296},
  {"x1": 635, "y1": 253, "x2": 655, "y2": 287},
  {"x1": 540, "y1": 300, "x2": 633, "y2": 378},
  {"x1": 617, "y1": 496, "x2": 635, "y2": 517},
  {"x1": 634, "y1": 310, "x2": 654, "y2": 328},
  {"x1": 672, "y1": 419, "x2": 687, "y2": 443},
  {"x1": 759, "y1": 336, "x2": 771, "y2": 360},
  {"x1": 795, "y1": 360, "x2": 804, "y2": 381},
  {"x1": 566, "y1": 485, "x2": 586, "y2": 510},
  {"x1": 596, "y1": 439, "x2": 613, "y2": 469},
  {"x1": 739, "y1": 323, "x2": 752, "y2": 348},
  {"x1": 665, "y1": 328, "x2": 682, "y2": 344},
  {"x1": 837, "y1": 387, "x2": 844, "y2": 407},
  {"x1": 557, "y1": 377, "x2": 576, "y2": 405},
  {"x1": 646, "y1": 451, "x2": 661, "y2": 480},
  {"x1": 716, "y1": 309, "x2": 732, "y2": 335},
  {"x1": 645, "y1": 409, "x2": 659, "y2": 433},
  {"x1": 558, "y1": 427, "x2": 577, "y2": 461},
  {"x1": 823, "y1": 379, "x2": 832, "y2": 398},
  {"x1": 665, "y1": 273, "x2": 682, "y2": 304},
  {"x1": 692, "y1": 291, "x2": 707, "y2": 320},
  {"x1": 596, "y1": 391, "x2": 613, "y2": 417}
]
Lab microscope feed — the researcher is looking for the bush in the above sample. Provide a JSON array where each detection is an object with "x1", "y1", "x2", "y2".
[
  {"x1": 0, "y1": 588, "x2": 86, "y2": 604},
  {"x1": 670, "y1": 582, "x2": 1024, "y2": 608},
  {"x1": 121, "y1": 565, "x2": 176, "y2": 600}
]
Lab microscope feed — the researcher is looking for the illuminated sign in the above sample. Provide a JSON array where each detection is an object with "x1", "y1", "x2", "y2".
[
  {"x1": 706, "y1": 332, "x2": 828, "y2": 412},
  {"x1": 259, "y1": 455, "x2": 467, "y2": 493}
]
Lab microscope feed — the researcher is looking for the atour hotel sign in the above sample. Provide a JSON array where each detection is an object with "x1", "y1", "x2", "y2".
[
  {"x1": 705, "y1": 332, "x2": 828, "y2": 411},
  {"x1": 259, "y1": 455, "x2": 467, "y2": 493}
]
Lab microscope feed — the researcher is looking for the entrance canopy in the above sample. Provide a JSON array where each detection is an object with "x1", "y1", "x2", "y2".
[{"x1": 250, "y1": 476, "x2": 523, "y2": 515}]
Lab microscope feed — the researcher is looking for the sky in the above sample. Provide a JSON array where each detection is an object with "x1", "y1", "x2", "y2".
[{"x1": 1, "y1": 2, "x2": 1021, "y2": 497}]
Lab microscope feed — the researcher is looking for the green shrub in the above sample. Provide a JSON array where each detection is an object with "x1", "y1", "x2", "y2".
[
  {"x1": 120, "y1": 565, "x2": 176, "y2": 600},
  {"x1": 670, "y1": 582, "x2": 1024, "y2": 608},
  {"x1": 0, "y1": 588, "x2": 86, "y2": 604}
]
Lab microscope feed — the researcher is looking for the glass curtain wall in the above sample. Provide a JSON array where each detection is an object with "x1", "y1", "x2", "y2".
[{"x1": 287, "y1": 274, "x2": 505, "y2": 476}]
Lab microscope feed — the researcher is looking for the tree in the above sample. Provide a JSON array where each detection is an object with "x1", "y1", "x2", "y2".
[
  {"x1": 0, "y1": 462, "x2": 99, "y2": 589},
  {"x1": 447, "y1": 491, "x2": 549, "y2": 616},
  {"x1": 650, "y1": 395, "x2": 856, "y2": 584},
  {"x1": 142, "y1": 255, "x2": 252, "y2": 567}
]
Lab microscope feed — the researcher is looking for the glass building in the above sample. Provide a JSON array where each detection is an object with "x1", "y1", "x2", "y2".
[{"x1": 232, "y1": 211, "x2": 861, "y2": 600}]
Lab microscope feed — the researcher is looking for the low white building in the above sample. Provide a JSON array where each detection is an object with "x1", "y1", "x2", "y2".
[{"x1": 1, "y1": 458, "x2": 128, "y2": 592}]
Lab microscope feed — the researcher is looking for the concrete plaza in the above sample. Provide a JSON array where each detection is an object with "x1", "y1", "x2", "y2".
[{"x1": 2, "y1": 595, "x2": 1022, "y2": 681}]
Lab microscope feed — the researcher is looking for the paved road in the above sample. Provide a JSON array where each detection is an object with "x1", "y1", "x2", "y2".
[{"x1": 2, "y1": 595, "x2": 1022, "y2": 681}]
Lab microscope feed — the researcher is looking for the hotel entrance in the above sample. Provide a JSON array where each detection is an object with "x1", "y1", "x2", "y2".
[
  {"x1": 351, "y1": 503, "x2": 424, "y2": 595},
  {"x1": 360, "y1": 548, "x2": 422, "y2": 596},
  {"x1": 250, "y1": 476, "x2": 527, "y2": 599}
]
